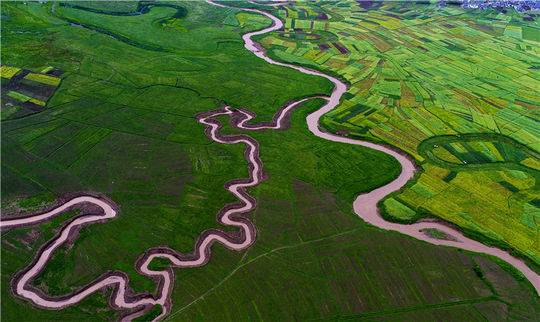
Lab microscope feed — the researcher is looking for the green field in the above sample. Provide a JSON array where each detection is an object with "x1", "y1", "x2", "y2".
[
  {"x1": 1, "y1": 1, "x2": 539, "y2": 321},
  {"x1": 256, "y1": 0, "x2": 540, "y2": 264}
]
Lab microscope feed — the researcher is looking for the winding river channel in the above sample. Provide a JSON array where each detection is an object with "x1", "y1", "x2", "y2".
[{"x1": 1, "y1": 1, "x2": 538, "y2": 321}]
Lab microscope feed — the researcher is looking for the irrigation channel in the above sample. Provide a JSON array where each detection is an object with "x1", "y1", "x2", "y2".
[{"x1": 1, "y1": 1, "x2": 538, "y2": 321}]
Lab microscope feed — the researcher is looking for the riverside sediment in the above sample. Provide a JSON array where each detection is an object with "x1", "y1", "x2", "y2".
[
  {"x1": 209, "y1": 0, "x2": 540, "y2": 294},
  {"x1": 1, "y1": 1, "x2": 538, "y2": 321}
]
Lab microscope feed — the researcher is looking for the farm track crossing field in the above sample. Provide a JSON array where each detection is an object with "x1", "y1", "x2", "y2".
[
  {"x1": 1, "y1": 1, "x2": 539, "y2": 321},
  {"x1": 256, "y1": 0, "x2": 540, "y2": 264}
]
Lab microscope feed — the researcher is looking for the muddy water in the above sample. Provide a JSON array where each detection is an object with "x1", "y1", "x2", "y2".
[
  {"x1": 1, "y1": 1, "x2": 537, "y2": 320},
  {"x1": 223, "y1": 0, "x2": 540, "y2": 294}
]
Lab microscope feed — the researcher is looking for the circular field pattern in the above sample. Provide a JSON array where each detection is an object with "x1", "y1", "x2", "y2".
[{"x1": 1, "y1": 1, "x2": 539, "y2": 321}]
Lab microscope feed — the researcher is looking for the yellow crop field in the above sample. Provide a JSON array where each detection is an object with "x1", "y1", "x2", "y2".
[
  {"x1": 24, "y1": 73, "x2": 61, "y2": 86},
  {"x1": 0, "y1": 66, "x2": 21, "y2": 79}
]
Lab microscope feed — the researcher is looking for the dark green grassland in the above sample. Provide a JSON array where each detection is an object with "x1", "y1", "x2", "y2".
[{"x1": 1, "y1": 1, "x2": 538, "y2": 321}]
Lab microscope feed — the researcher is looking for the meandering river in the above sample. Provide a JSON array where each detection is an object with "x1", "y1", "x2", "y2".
[
  {"x1": 222, "y1": 0, "x2": 540, "y2": 293},
  {"x1": 1, "y1": 1, "x2": 538, "y2": 321}
]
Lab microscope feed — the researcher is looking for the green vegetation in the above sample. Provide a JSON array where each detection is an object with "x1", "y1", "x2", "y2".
[
  {"x1": 1, "y1": 1, "x2": 539, "y2": 320},
  {"x1": 24, "y1": 72, "x2": 61, "y2": 86},
  {"x1": 0, "y1": 66, "x2": 21, "y2": 79},
  {"x1": 6, "y1": 91, "x2": 32, "y2": 102},
  {"x1": 382, "y1": 197, "x2": 421, "y2": 222},
  {"x1": 257, "y1": 0, "x2": 540, "y2": 263},
  {"x1": 1, "y1": 64, "x2": 62, "y2": 119},
  {"x1": 419, "y1": 133, "x2": 540, "y2": 171},
  {"x1": 421, "y1": 228, "x2": 456, "y2": 241}
]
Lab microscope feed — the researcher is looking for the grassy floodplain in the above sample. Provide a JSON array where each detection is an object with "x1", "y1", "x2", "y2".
[
  {"x1": 255, "y1": 0, "x2": 540, "y2": 264},
  {"x1": 1, "y1": 0, "x2": 539, "y2": 321}
]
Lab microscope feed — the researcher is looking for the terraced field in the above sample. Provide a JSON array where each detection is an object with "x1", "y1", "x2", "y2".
[
  {"x1": 255, "y1": 0, "x2": 540, "y2": 264},
  {"x1": 1, "y1": 1, "x2": 539, "y2": 321}
]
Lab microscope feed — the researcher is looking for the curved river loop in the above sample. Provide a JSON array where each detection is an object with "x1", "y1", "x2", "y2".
[{"x1": 1, "y1": 1, "x2": 538, "y2": 321}]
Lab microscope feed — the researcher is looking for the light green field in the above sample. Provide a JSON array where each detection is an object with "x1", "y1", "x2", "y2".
[
  {"x1": 257, "y1": 0, "x2": 540, "y2": 264},
  {"x1": 1, "y1": 1, "x2": 538, "y2": 320}
]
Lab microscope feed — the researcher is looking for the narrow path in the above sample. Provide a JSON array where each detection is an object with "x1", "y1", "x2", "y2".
[
  {"x1": 1, "y1": 1, "x2": 538, "y2": 322},
  {"x1": 211, "y1": 0, "x2": 540, "y2": 293}
]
